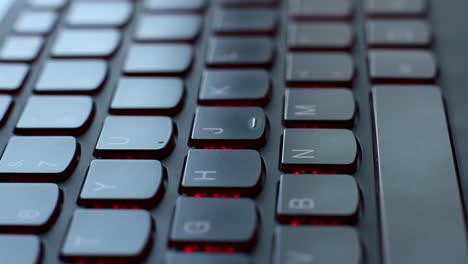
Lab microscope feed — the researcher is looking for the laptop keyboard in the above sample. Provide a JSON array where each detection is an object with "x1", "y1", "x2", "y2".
[{"x1": 0, "y1": 0, "x2": 467, "y2": 263}]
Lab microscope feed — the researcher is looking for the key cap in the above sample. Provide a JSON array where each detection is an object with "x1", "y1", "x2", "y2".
[
  {"x1": 288, "y1": 23, "x2": 353, "y2": 51},
  {"x1": 0, "y1": 0, "x2": 15, "y2": 24},
  {"x1": 36, "y1": 60, "x2": 107, "y2": 94},
  {"x1": 213, "y1": 8, "x2": 276, "y2": 35},
  {"x1": 289, "y1": 0, "x2": 353, "y2": 20},
  {"x1": 0, "y1": 136, "x2": 78, "y2": 181},
  {"x1": 190, "y1": 107, "x2": 267, "y2": 148},
  {"x1": 199, "y1": 70, "x2": 270, "y2": 106},
  {"x1": 29, "y1": 0, "x2": 67, "y2": 10},
  {"x1": 274, "y1": 226, "x2": 361, "y2": 264},
  {"x1": 277, "y1": 174, "x2": 359, "y2": 224},
  {"x1": 180, "y1": 149, "x2": 263, "y2": 197},
  {"x1": 135, "y1": 15, "x2": 202, "y2": 42},
  {"x1": 0, "y1": 63, "x2": 29, "y2": 93},
  {"x1": 111, "y1": 77, "x2": 184, "y2": 115},
  {"x1": 61, "y1": 209, "x2": 152, "y2": 262},
  {"x1": 124, "y1": 44, "x2": 193, "y2": 75},
  {"x1": 52, "y1": 29, "x2": 121, "y2": 58},
  {"x1": 16, "y1": 96, "x2": 94, "y2": 135},
  {"x1": 167, "y1": 252, "x2": 251, "y2": 264},
  {"x1": 281, "y1": 129, "x2": 358, "y2": 173},
  {"x1": 0, "y1": 36, "x2": 44, "y2": 62},
  {"x1": 220, "y1": 0, "x2": 277, "y2": 7},
  {"x1": 145, "y1": 0, "x2": 207, "y2": 12},
  {"x1": 80, "y1": 160, "x2": 165, "y2": 208},
  {"x1": 14, "y1": 10, "x2": 58, "y2": 35},
  {"x1": 368, "y1": 50, "x2": 437, "y2": 83},
  {"x1": 206, "y1": 37, "x2": 273, "y2": 68},
  {"x1": 95, "y1": 116, "x2": 174, "y2": 159},
  {"x1": 287, "y1": 53, "x2": 354, "y2": 86},
  {"x1": 67, "y1": 1, "x2": 133, "y2": 27},
  {"x1": 0, "y1": 96, "x2": 12, "y2": 126},
  {"x1": 365, "y1": 0, "x2": 427, "y2": 17},
  {"x1": 0, "y1": 235, "x2": 41, "y2": 264},
  {"x1": 372, "y1": 86, "x2": 468, "y2": 263},
  {"x1": 284, "y1": 89, "x2": 355, "y2": 128},
  {"x1": 367, "y1": 20, "x2": 431, "y2": 47},
  {"x1": 169, "y1": 197, "x2": 258, "y2": 251},
  {"x1": 0, "y1": 183, "x2": 60, "y2": 232}
]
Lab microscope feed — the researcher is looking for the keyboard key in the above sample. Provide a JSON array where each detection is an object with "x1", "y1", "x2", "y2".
[
  {"x1": 0, "y1": 183, "x2": 60, "y2": 232},
  {"x1": 367, "y1": 20, "x2": 431, "y2": 47},
  {"x1": 207, "y1": 37, "x2": 273, "y2": 68},
  {"x1": 16, "y1": 96, "x2": 94, "y2": 135},
  {"x1": 145, "y1": 0, "x2": 207, "y2": 12},
  {"x1": 61, "y1": 209, "x2": 152, "y2": 262},
  {"x1": 180, "y1": 149, "x2": 263, "y2": 197},
  {"x1": 274, "y1": 226, "x2": 361, "y2": 264},
  {"x1": 14, "y1": 10, "x2": 58, "y2": 35},
  {"x1": 277, "y1": 174, "x2": 359, "y2": 224},
  {"x1": 220, "y1": 0, "x2": 277, "y2": 7},
  {"x1": 372, "y1": 86, "x2": 468, "y2": 263},
  {"x1": 284, "y1": 89, "x2": 355, "y2": 128},
  {"x1": 289, "y1": 0, "x2": 353, "y2": 20},
  {"x1": 67, "y1": 1, "x2": 133, "y2": 27},
  {"x1": 36, "y1": 60, "x2": 107, "y2": 94},
  {"x1": 169, "y1": 197, "x2": 258, "y2": 251},
  {"x1": 0, "y1": 96, "x2": 12, "y2": 126},
  {"x1": 52, "y1": 29, "x2": 121, "y2": 58},
  {"x1": 0, "y1": 36, "x2": 44, "y2": 62},
  {"x1": 281, "y1": 129, "x2": 358, "y2": 173},
  {"x1": 111, "y1": 77, "x2": 184, "y2": 115},
  {"x1": 365, "y1": 0, "x2": 427, "y2": 17},
  {"x1": 29, "y1": 0, "x2": 67, "y2": 10},
  {"x1": 124, "y1": 44, "x2": 193, "y2": 75},
  {"x1": 287, "y1": 53, "x2": 354, "y2": 86},
  {"x1": 79, "y1": 160, "x2": 165, "y2": 208},
  {"x1": 0, "y1": 235, "x2": 41, "y2": 264},
  {"x1": 190, "y1": 107, "x2": 267, "y2": 148},
  {"x1": 199, "y1": 70, "x2": 270, "y2": 106},
  {"x1": 0, "y1": 63, "x2": 29, "y2": 93},
  {"x1": 368, "y1": 50, "x2": 437, "y2": 83},
  {"x1": 0, "y1": 1, "x2": 15, "y2": 24},
  {"x1": 95, "y1": 116, "x2": 174, "y2": 159},
  {"x1": 213, "y1": 8, "x2": 276, "y2": 35},
  {"x1": 167, "y1": 252, "x2": 251, "y2": 264},
  {"x1": 0, "y1": 136, "x2": 78, "y2": 181},
  {"x1": 288, "y1": 23, "x2": 353, "y2": 50},
  {"x1": 135, "y1": 15, "x2": 202, "y2": 42}
]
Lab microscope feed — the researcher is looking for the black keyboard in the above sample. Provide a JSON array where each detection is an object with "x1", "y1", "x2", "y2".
[{"x1": 0, "y1": 0, "x2": 468, "y2": 263}]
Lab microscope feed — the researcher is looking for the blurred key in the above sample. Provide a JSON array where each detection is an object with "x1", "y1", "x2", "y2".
[
  {"x1": 111, "y1": 77, "x2": 184, "y2": 115},
  {"x1": 221, "y1": 0, "x2": 277, "y2": 7},
  {"x1": 52, "y1": 29, "x2": 121, "y2": 58},
  {"x1": 167, "y1": 252, "x2": 251, "y2": 264},
  {"x1": 36, "y1": 60, "x2": 107, "y2": 94},
  {"x1": 288, "y1": 23, "x2": 353, "y2": 51},
  {"x1": 29, "y1": 0, "x2": 67, "y2": 10},
  {"x1": 0, "y1": 136, "x2": 78, "y2": 181},
  {"x1": 169, "y1": 197, "x2": 258, "y2": 251},
  {"x1": 213, "y1": 8, "x2": 276, "y2": 35},
  {"x1": 199, "y1": 70, "x2": 270, "y2": 106},
  {"x1": 67, "y1": 1, "x2": 133, "y2": 27},
  {"x1": 80, "y1": 160, "x2": 165, "y2": 208},
  {"x1": 124, "y1": 44, "x2": 193, "y2": 75},
  {"x1": 14, "y1": 10, "x2": 57, "y2": 35},
  {"x1": 0, "y1": 96, "x2": 12, "y2": 126},
  {"x1": 0, "y1": 183, "x2": 60, "y2": 232},
  {"x1": 207, "y1": 37, "x2": 273, "y2": 68},
  {"x1": 367, "y1": 20, "x2": 431, "y2": 47},
  {"x1": 0, "y1": 235, "x2": 41, "y2": 264},
  {"x1": 180, "y1": 149, "x2": 263, "y2": 197},
  {"x1": 369, "y1": 50, "x2": 437, "y2": 83},
  {"x1": 281, "y1": 129, "x2": 358, "y2": 173},
  {"x1": 145, "y1": 0, "x2": 207, "y2": 12},
  {"x1": 0, "y1": 36, "x2": 44, "y2": 62},
  {"x1": 277, "y1": 174, "x2": 359, "y2": 224},
  {"x1": 61, "y1": 209, "x2": 152, "y2": 262},
  {"x1": 0, "y1": 63, "x2": 29, "y2": 93},
  {"x1": 284, "y1": 89, "x2": 355, "y2": 128},
  {"x1": 135, "y1": 15, "x2": 201, "y2": 42},
  {"x1": 95, "y1": 116, "x2": 174, "y2": 159},
  {"x1": 287, "y1": 53, "x2": 354, "y2": 86},
  {"x1": 16, "y1": 96, "x2": 94, "y2": 135},
  {"x1": 365, "y1": 0, "x2": 427, "y2": 17},
  {"x1": 190, "y1": 107, "x2": 267, "y2": 148},
  {"x1": 289, "y1": 0, "x2": 353, "y2": 20}
]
